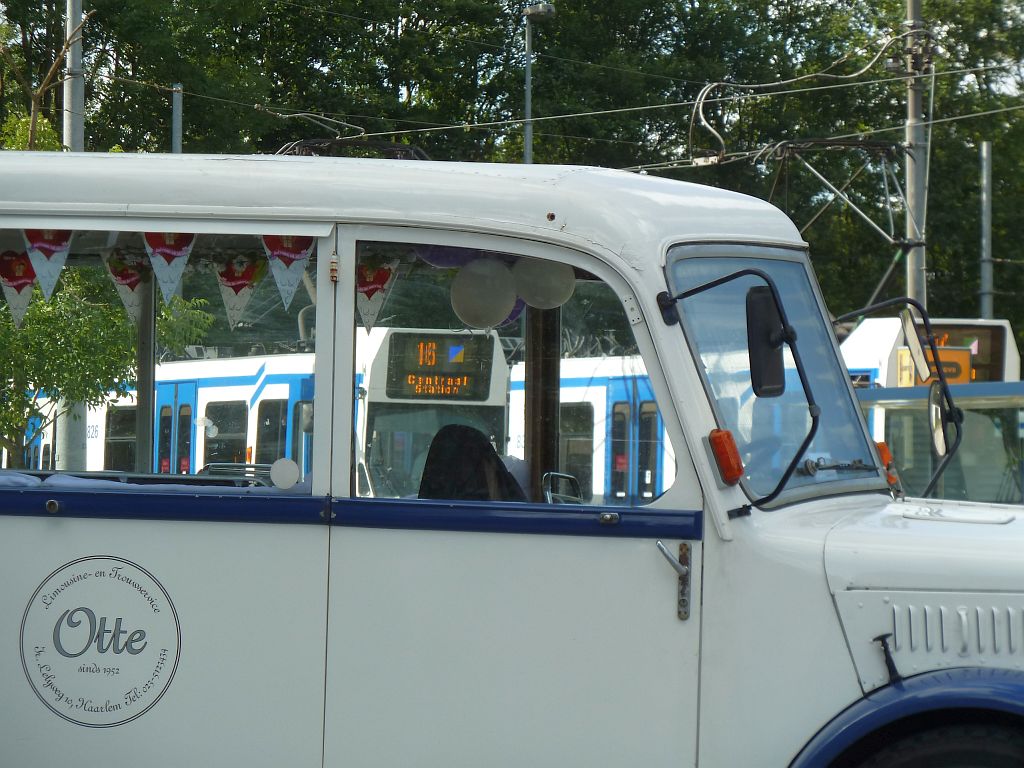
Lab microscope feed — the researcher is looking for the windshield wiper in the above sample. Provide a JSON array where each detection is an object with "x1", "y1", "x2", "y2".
[{"x1": 798, "y1": 457, "x2": 877, "y2": 476}]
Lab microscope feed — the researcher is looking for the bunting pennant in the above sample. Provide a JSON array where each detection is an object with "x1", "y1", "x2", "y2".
[
  {"x1": 23, "y1": 229, "x2": 72, "y2": 300},
  {"x1": 261, "y1": 235, "x2": 315, "y2": 310},
  {"x1": 103, "y1": 249, "x2": 150, "y2": 325},
  {"x1": 0, "y1": 250, "x2": 36, "y2": 328},
  {"x1": 143, "y1": 232, "x2": 197, "y2": 303},
  {"x1": 216, "y1": 253, "x2": 267, "y2": 329},
  {"x1": 355, "y1": 259, "x2": 400, "y2": 331}
]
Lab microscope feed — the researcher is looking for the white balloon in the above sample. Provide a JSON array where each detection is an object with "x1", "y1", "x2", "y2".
[
  {"x1": 512, "y1": 257, "x2": 576, "y2": 309},
  {"x1": 450, "y1": 258, "x2": 516, "y2": 328},
  {"x1": 270, "y1": 457, "x2": 301, "y2": 490}
]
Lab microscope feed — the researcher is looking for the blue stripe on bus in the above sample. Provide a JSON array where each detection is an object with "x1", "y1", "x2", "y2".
[
  {"x1": 332, "y1": 497, "x2": 703, "y2": 539},
  {"x1": 0, "y1": 488, "x2": 328, "y2": 525},
  {"x1": 0, "y1": 487, "x2": 701, "y2": 539}
]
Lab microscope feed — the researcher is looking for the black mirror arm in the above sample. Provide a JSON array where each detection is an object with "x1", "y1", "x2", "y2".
[
  {"x1": 920, "y1": 406, "x2": 964, "y2": 498},
  {"x1": 671, "y1": 268, "x2": 823, "y2": 514},
  {"x1": 731, "y1": 404, "x2": 822, "y2": 517},
  {"x1": 836, "y1": 297, "x2": 962, "y2": 475}
]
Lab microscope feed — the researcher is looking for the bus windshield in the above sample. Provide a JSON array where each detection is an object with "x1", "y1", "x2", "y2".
[{"x1": 669, "y1": 245, "x2": 885, "y2": 504}]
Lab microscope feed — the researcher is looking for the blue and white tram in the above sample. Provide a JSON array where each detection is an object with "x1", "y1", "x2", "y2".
[
  {"x1": 19, "y1": 354, "x2": 316, "y2": 478},
  {"x1": 17, "y1": 335, "x2": 672, "y2": 504},
  {"x1": 148, "y1": 353, "x2": 316, "y2": 476},
  {"x1": 509, "y1": 355, "x2": 673, "y2": 506}
]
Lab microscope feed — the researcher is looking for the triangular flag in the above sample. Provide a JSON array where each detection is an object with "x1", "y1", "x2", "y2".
[
  {"x1": 103, "y1": 249, "x2": 150, "y2": 325},
  {"x1": 355, "y1": 259, "x2": 400, "y2": 331},
  {"x1": 143, "y1": 232, "x2": 196, "y2": 303},
  {"x1": 0, "y1": 250, "x2": 36, "y2": 328},
  {"x1": 217, "y1": 253, "x2": 267, "y2": 329},
  {"x1": 22, "y1": 229, "x2": 72, "y2": 300},
  {"x1": 262, "y1": 235, "x2": 314, "y2": 310}
]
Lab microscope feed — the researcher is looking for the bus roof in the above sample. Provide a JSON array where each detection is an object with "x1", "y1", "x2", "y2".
[{"x1": 0, "y1": 152, "x2": 804, "y2": 266}]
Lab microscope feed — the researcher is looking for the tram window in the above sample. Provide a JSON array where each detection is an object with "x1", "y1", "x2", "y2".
[
  {"x1": 637, "y1": 402, "x2": 659, "y2": 500},
  {"x1": 349, "y1": 239, "x2": 677, "y2": 506},
  {"x1": 610, "y1": 403, "x2": 631, "y2": 500},
  {"x1": 176, "y1": 404, "x2": 192, "y2": 473},
  {"x1": 560, "y1": 404, "x2": 594, "y2": 501},
  {"x1": 158, "y1": 406, "x2": 173, "y2": 473},
  {"x1": 104, "y1": 406, "x2": 137, "y2": 472},
  {"x1": 256, "y1": 399, "x2": 289, "y2": 465},
  {"x1": 291, "y1": 400, "x2": 314, "y2": 478},
  {"x1": 203, "y1": 401, "x2": 248, "y2": 466}
]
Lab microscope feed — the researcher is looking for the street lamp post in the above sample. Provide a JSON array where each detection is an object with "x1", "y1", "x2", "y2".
[{"x1": 523, "y1": 2, "x2": 555, "y2": 164}]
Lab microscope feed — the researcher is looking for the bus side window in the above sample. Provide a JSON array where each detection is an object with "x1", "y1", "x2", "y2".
[
  {"x1": 349, "y1": 240, "x2": 675, "y2": 506},
  {"x1": 0, "y1": 228, "x2": 319, "y2": 489}
]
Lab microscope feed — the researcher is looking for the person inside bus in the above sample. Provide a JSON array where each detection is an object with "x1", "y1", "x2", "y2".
[{"x1": 418, "y1": 424, "x2": 527, "y2": 502}]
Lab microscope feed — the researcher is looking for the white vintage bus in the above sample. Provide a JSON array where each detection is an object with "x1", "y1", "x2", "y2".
[{"x1": 1, "y1": 152, "x2": 1022, "y2": 767}]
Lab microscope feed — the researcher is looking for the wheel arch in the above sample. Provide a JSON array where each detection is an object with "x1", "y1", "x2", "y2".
[{"x1": 789, "y1": 667, "x2": 1024, "y2": 768}]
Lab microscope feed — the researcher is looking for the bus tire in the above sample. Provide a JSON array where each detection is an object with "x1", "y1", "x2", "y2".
[{"x1": 853, "y1": 724, "x2": 1024, "y2": 768}]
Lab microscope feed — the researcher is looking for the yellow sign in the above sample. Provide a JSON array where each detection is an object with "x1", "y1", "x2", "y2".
[{"x1": 896, "y1": 347, "x2": 973, "y2": 386}]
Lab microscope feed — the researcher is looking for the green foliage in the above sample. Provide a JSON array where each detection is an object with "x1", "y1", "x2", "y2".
[
  {"x1": 2, "y1": 0, "x2": 1023, "y2": 344},
  {"x1": 0, "y1": 111, "x2": 61, "y2": 149},
  {"x1": 157, "y1": 295, "x2": 216, "y2": 358},
  {"x1": 0, "y1": 268, "x2": 136, "y2": 467}
]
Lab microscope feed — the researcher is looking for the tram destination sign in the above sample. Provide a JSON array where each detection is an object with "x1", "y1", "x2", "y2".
[{"x1": 385, "y1": 332, "x2": 493, "y2": 401}]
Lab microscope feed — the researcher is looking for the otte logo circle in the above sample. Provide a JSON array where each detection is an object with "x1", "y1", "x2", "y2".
[{"x1": 20, "y1": 556, "x2": 181, "y2": 727}]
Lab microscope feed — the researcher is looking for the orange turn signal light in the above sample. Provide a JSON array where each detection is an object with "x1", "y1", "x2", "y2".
[
  {"x1": 709, "y1": 428, "x2": 743, "y2": 486},
  {"x1": 876, "y1": 441, "x2": 901, "y2": 489}
]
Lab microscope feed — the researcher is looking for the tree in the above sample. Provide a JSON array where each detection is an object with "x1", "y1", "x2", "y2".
[
  {"x1": 0, "y1": 7, "x2": 93, "y2": 148},
  {"x1": 2, "y1": 0, "x2": 1023, "y2": 343},
  {"x1": 0, "y1": 268, "x2": 134, "y2": 468}
]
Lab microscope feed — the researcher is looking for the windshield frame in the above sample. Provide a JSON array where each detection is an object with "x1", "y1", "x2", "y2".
[{"x1": 666, "y1": 242, "x2": 888, "y2": 508}]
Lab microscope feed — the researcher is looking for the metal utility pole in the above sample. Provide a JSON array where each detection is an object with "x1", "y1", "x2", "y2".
[
  {"x1": 55, "y1": 0, "x2": 87, "y2": 471},
  {"x1": 172, "y1": 83, "x2": 183, "y2": 153},
  {"x1": 523, "y1": 3, "x2": 555, "y2": 164},
  {"x1": 980, "y1": 141, "x2": 993, "y2": 319},
  {"x1": 904, "y1": 0, "x2": 928, "y2": 307},
  {"x1": 62, "y1": 0, "x2": 84, "y2": 152}
]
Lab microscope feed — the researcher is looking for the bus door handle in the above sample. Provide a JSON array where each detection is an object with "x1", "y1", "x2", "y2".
[
  {"x1": 656, "y1": 540, "x2": 692, "y2": 620},
  {"x1": 656, "y1": 540, "x2": 689, "y2": 578}
]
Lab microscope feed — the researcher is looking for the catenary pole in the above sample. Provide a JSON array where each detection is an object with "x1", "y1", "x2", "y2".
[
  {"x1": 55, "y1": 0, "x2": 87, "y2": 471},
  {"x1": 904, "y1": 0, "x2": 928, "y2": 307},
  {"x1": 980, "y1": 141, "x2": 993, "y2": 319}
]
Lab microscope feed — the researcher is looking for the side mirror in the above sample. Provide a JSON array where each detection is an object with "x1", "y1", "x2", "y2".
[
  {"x1": 927, "y1": 380, "x2": 949, "y2": 458},
  {"x1": 900, "y1": 308, "x2": 931, "y2": 382},
  {"x1": 542, "y1": 472, "x2": 583, "y2": 504},
  {"x1": 746, "y1": 285, "x2": 785, "y2": 397}
]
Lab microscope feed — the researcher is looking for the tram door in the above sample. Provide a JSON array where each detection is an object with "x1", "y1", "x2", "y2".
[
  {"x1": 154, "y1": 381, "x2": 198, "y2": 474},
  {"x1": 607, "y1": 376, "x2": 664, "y2": 505}
]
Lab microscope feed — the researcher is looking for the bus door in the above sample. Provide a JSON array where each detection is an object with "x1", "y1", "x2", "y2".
[
  {"x1": 154, "y1": 381, "x2": 197, "y2": 474},
  {"x1": 608, "y1": 376, "x2": 664, "y2": 505},
  {"x1": 326, "y1": 237, "x2": 700, "y2": 768}
]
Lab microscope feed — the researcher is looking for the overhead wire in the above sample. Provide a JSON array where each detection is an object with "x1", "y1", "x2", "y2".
[
  {"x1": 623, "y1": 101, "x2": 1024, "y2": 174},
  {"x1": 95, "y1": 62, "x2": 1020, "y2": 153},
  {"x1": 687, "y1": 30, "x2": 918, "y2": 162}
]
